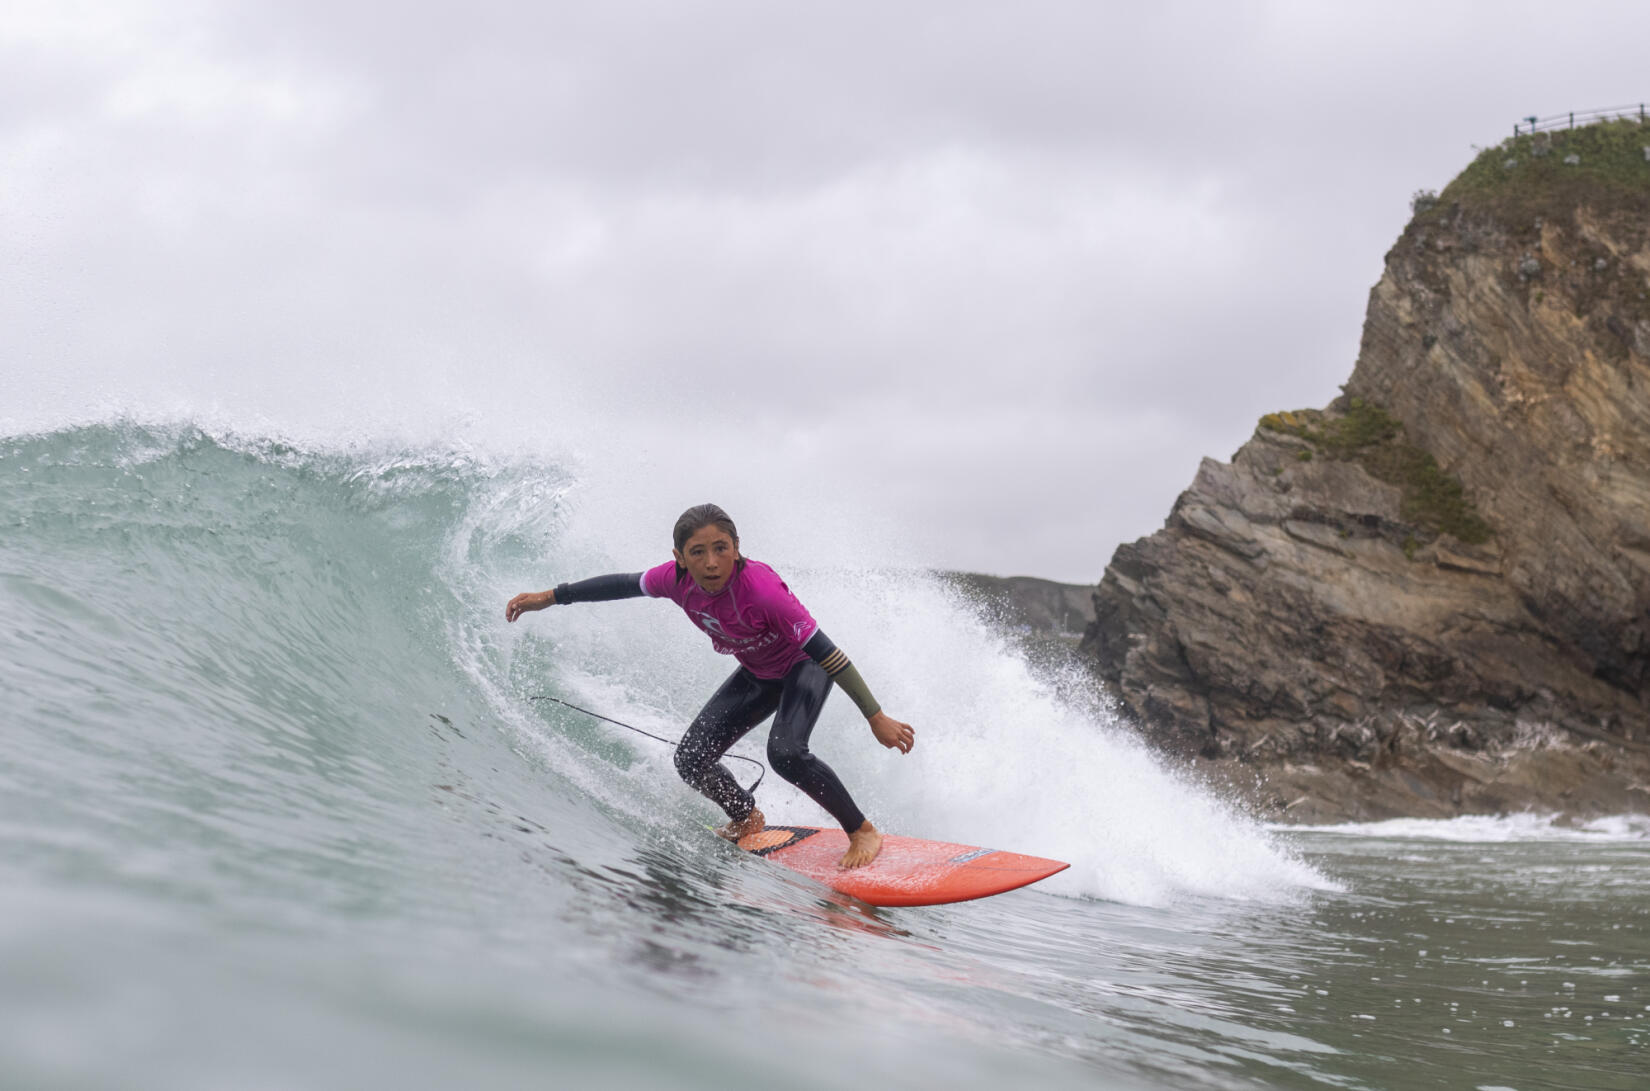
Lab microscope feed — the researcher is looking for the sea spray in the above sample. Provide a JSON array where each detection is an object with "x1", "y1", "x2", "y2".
[{"x1": 728, "y1": 568, "x2": 1329, "y2": 904}]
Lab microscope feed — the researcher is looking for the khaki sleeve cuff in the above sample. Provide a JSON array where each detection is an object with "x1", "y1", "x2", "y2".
[{"x1": 831, "y1": 661, "x2": 882, "y2": 720}]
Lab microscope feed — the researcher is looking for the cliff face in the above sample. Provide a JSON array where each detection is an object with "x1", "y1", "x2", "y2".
[{"x1": 1082, "y1": 122, "x2": 1650, "y2": 818}]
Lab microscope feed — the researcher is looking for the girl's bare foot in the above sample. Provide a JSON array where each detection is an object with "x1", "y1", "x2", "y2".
[
  {"x1": 715, "y1": 808, "x2": 765, "y2": 842},
  {"x1": 839, "y1": 821, "x2": 883, "y2": 868}
]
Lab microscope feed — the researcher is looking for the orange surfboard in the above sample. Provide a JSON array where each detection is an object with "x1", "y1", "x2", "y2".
[{"x1": 734, "y1": 825, "x2": 1069, "y2": 907}]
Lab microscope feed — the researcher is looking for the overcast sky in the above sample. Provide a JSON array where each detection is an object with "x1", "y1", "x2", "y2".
[{"x1": 6, "y1": 1, "x2": 1650, "y2": 580}]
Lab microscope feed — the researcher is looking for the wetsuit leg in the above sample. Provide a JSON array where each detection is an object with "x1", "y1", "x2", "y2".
[
  {"x1": 767, "y1": 659, "x2": 868, "y2": 833},
  {"x1": 676, "y1": 667, "x2": 782, "y2": 822}
]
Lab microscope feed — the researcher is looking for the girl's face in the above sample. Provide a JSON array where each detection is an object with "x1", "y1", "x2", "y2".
[{"x1": 674, "y1": 524, "x2": 739, "y2": 593}]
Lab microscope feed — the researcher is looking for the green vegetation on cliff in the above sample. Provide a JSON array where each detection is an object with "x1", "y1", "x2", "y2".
[
  {"x1": 1416, "y1": 118, "x2": 1650, "y2": 225},
  {"x1": 1259, "y1": 399, "x2": 1493, "y2": 545}
]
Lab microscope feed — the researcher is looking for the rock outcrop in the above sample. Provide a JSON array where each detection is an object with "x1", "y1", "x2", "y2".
[
  {"x1": 940, "y1": 572, "x2": 1094, "y2": 643},
  {"x1": 1081, "y1": 120, "x2": 1650, "y2": 820}
]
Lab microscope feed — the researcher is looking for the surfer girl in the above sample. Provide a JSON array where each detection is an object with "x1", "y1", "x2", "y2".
[{"x1": 505, "y1": 504, "x2": 915, "y2": 868}]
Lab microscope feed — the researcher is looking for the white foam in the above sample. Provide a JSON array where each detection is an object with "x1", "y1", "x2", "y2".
[
  {"x1": 1291, "y1": 812, "x2": 1650, "y2": 843},
  {"x1": 779, "y1": 570, "x2": 1335, "y2": 905}
]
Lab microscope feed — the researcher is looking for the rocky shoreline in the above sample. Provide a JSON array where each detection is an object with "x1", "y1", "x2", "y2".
[
  {"x1": 946, "y1": 569, "x2": 1650, "y2": 824},
  {"x1": 1205, "y1": 725, "x2": 1650, "y2": 825}
]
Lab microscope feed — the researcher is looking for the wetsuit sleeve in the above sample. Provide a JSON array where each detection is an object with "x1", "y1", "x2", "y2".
[
  {"x1": 802, "y1": 629, "x2": 882, "y2": 719},
  {"x1": 553, "y1": 573, "x2": 647, "y2": 604}
]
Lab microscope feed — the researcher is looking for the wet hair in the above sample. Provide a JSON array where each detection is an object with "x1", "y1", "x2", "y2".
[{"x1": 672, "y1": 503, "x2": 739, "y2": 553}]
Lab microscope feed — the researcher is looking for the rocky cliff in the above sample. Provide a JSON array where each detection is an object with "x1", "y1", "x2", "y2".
[{"x1": 1081, "y1": 120, "x2": 1650, "y2": 821}]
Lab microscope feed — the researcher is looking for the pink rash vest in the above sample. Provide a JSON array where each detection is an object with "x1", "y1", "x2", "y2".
[{"x1": 639, "y1": 559, "x2": 819, "y2": 680}]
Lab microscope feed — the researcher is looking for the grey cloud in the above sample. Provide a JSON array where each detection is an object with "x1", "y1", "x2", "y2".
[{"x1": 8, "y1": 0, "x2": 1650, "y2": 580}]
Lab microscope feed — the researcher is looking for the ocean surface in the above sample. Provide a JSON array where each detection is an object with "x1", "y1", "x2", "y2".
[{"x1": 3, "y1": 421, "x2": 1646, "y2": 1090}]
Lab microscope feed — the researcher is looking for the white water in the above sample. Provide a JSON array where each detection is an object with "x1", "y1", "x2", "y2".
[{"x1": 1296, "y1": 813, "x2": 1650, "y2": 843}]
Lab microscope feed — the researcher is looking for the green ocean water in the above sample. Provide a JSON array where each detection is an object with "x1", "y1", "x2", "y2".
[{"x1": 2, "y1": 422, "x2": 1645, "y2": 1090}]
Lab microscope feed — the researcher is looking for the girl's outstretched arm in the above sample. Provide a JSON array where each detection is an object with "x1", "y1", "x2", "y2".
[{"x1": 506, "y1": 573, "x2": 647, "y2": 622}]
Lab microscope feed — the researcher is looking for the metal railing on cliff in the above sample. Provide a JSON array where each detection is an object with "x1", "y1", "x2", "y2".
[{"x1": 1514, "y1": 103, "x2": 1647, "y2": 136}]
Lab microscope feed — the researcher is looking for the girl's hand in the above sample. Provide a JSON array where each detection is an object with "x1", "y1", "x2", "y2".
[
  {"x1": 505, "y1": 589, "x2": 555, "y2": 622},
  {"x1": 869, "y1": 712, "x2": 915, "y2": 754}
]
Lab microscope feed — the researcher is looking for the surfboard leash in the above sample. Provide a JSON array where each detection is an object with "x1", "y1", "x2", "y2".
[{"x1": 528, "y1": 694, "x2": 766, "y2": 795}]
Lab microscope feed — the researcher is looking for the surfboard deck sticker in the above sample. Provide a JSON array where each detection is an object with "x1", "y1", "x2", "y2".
[{"x1": 734, "y1": 825, "x2": 1069, "y2": 907}]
